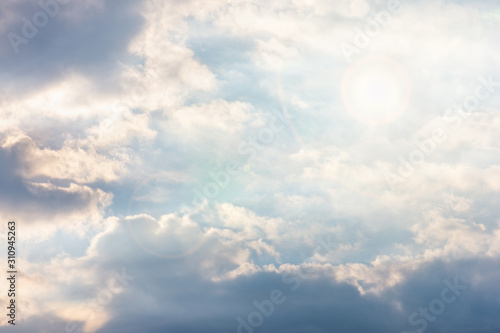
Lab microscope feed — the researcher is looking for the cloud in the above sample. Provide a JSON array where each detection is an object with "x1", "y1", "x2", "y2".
[
  {"x1": 8, "y1": 210, "x2": 500, "y2": 332},
  {"x1": 0, "y1": 143, "x2": 112, "y2": 230},
  {"x1": 2, "y1": 0, "x2": 500, "y2": 332},
  {"x1": 2, "y1": 133, "x2": 128, "y2": 183},
  {"x1": 0, "y1": 0, "x2": 145, "y2": 93}
]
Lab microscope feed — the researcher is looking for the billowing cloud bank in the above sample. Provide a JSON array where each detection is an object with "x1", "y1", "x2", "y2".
[{"x1": 1, "y1": 0, "x2": 500, "y2": 332}]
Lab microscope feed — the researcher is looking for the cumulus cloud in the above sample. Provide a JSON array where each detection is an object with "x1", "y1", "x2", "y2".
[
  {"x1": 0, "y1": 143, "x2": 112, "y2": 231},
  {"x1": 2, "y1": 0, "x2": 500, "y2": 332},
  {"x1": 6, "y1": 206, "x2": 500, "y2": 332}
]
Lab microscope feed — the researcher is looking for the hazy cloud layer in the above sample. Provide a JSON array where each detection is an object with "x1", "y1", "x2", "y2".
[{"x1": 1, "y1": 0, "x2": 500, "y2": 332}]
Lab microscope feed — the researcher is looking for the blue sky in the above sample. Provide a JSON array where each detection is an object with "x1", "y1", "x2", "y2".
[{"x1": 1, "y1": 0, "x2": 500, "y2": 332}]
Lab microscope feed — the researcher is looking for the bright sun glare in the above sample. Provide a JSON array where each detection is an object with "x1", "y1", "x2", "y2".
[{"x1": 341, "y1": 56, "x2": 411, "y2": 125}]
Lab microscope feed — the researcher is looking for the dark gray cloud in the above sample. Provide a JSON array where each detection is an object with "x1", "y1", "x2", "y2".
[
  {"x1": 87, "y1": 257, "x2": 500, "y2": 333},
  {"x1": 0, "y1": 0, "x2": 144, "y2": 94},
  {"x1": 16, "y1": 213, "x2": 499, "y2": 333},
  {"x1": 2, "y1": 0, "x2": 500, "y2": 332}
]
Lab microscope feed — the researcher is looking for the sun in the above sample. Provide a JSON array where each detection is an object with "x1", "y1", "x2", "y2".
[{"x1": 341, "y1": 56, "x2": 411, "y2": 125}]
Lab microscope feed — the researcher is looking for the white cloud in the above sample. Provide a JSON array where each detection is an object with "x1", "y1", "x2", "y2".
[{"x1": 2, "y1": 133, "x2": 128, "y2": 183}]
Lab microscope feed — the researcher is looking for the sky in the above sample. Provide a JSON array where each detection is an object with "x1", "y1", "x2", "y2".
[{"x1": 1, "y1": 0, "x2": 500, "y2": 332}]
